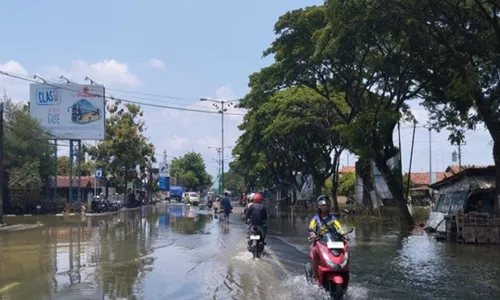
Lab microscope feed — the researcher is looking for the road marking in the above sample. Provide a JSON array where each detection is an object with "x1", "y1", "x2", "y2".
[{"x1": 0, "y1": 282, "x2": 20, "y2": 293}]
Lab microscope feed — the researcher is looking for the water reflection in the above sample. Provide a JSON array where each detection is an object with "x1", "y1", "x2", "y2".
[
  {"x1": 0, "y1": 205, "x2": 213, "y2": 300},
  {"x1": 1, "y1": 205, "x2": 500, "y2": 300}
]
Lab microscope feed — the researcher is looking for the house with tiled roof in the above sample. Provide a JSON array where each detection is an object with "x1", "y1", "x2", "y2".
[{"x1": 338, "y1": 166, "x2": 355, "y2": 174}]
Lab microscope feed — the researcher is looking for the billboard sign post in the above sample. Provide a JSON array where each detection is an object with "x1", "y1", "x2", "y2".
[
  {"x1": 159, "y1": 160, "x2": 170, "y2": 192},
  {"x1": 29, "y1": 83, "x2": 106, "y2": 140}
]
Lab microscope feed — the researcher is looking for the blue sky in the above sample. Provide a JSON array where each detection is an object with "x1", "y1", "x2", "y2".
[{"x1": 0, "y1": 0, "x2": 494, "y2": 183}]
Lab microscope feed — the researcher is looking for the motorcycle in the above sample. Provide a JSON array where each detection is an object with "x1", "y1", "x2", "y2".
[
  {"x1": 305, "y1": 227, "x2": 354, "y2": 300},
  {"x1": 206, "y1": 199, "x2": 213, "y2": 209},
  {"x1": 247, "y1": 224, "x2": 265, "y2": 259}
]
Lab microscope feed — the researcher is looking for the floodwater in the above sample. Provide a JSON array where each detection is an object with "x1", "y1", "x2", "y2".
[{"x1": 1, "y1": 204, "x2": 499, "y2": 300}]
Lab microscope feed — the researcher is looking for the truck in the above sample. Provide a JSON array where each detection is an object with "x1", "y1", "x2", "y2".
[{"x1": 169, "y1": 186, "x2": 184, "y2": 202}]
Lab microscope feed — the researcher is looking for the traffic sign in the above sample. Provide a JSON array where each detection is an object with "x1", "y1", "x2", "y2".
[{"x1": 95, "y1": 168, "x2": 104, "y2": 180}]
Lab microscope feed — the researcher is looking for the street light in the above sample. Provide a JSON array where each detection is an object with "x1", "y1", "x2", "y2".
[
  {"x1": 200, "y1": 97, "x2": 241, "y2": 194},
  {"x1": 208, "y1": 146, "x2": 232, "y2": 194}
]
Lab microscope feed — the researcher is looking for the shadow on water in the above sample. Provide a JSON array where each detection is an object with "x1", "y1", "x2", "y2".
[{"x1": 1, "y1": 204, "x2": 500, "y2": 300}]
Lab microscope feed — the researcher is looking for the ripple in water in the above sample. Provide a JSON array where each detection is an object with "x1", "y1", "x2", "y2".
[{"x1": 280, "y1": 275, "x2": 369, "y2": 300}]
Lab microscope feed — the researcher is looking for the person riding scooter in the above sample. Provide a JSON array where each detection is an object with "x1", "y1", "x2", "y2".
[
  {"x1": 243, "y1": 193, "x2": 255, "y2": 217},
  {"x1": 245, "y1": 192, "x2": 268, "y2": 243},
  {"x1": 308, "y1": 195, "x2": 345, "y2": 278}
]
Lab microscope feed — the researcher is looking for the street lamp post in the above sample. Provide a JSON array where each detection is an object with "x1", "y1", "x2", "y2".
[
  {"x1": 208, "y1": 146, "x2": 231, "y2": 194},
  {"x1": 200, "y1": 98, "x2": 240, "y2": 195}
]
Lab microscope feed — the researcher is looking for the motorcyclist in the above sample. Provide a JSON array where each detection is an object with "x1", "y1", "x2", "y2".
[
  {"x1": 245, "y1": 192, "x2": 268, "y2": 243},
  {"x1": 243, "y1": 193, "x2": 255, "y2": 217},
  {"x1": 308, "y1": 195, "x2": 344, "y2": 239},
  {"x1": 308, "y1": 195, "x2": 345, "y2": 278}
]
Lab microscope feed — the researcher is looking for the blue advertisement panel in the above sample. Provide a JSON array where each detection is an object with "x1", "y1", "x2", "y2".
[{"x1": 159, "y1": 176, "x2": 170, "y2": 191}]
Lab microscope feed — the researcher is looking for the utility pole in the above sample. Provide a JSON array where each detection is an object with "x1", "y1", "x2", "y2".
[
  {"x1": 209, "y1": 146, "x2": 230, "y2": 194},
  {"x1": 0, "y1": 102, "x2": 3, "y2": 224},
  {"x1": 201, "y1": 96, "x2": 240, "y2": 194},
  {"x1": 458, "y1": 141, "x2": 462, "y2": 170},
  {"x1": 429, "y1": 128, "x2": 432, "y2": 184}
]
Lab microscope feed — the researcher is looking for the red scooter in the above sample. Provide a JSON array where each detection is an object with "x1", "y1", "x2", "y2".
[{"x1": 305, "y1": 227, "x2": 354, "y2": 300}]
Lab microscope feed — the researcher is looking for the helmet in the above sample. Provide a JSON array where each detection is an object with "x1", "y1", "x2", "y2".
[
  {"x1": 316, "y1": 195, "x2": 329, "y2": 207},
  {"x1": 248, "y1": 193, "x2": 255, "y2": 202},
  {"x1": 253, "y1": 193, "x2": 263, "y2": 203}
]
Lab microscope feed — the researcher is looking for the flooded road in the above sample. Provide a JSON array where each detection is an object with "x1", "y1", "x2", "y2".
[{"x1": 1, "y1": 203, "x2": 500, "y2": 300}]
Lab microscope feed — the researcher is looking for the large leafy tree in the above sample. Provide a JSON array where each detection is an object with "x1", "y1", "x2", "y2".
[
  {"x1": 262, "y1": 86, "x2": 346, "y2": 212},
  {"x1": 170, "y1": 152, "x2": 212, "y2": 191},
  {"x1": 390, "y1": 0, "x2": 500, "y2": 214},
  {"x1": 222, "y1": 168, "x2": 245, "y2": 193},
  {"x1": 86, "y1": 100, "x2": 155, "y2": 198},
  {"x1": 2, "y1": 94, "x2": 56, "y2": 216},
  {"x1": 3, "y1": 96, "x2": 56, "y2": 187},
  {"x1": 250, "y1": 2, "x2": 428, "y2": 225}
]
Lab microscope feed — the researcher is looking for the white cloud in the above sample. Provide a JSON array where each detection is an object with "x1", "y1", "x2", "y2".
[
  {"x1": 148, "y1": 58, "x2": 165, "y2": 70},
  {"x1": 47, "y1": 59, "x2": 140, "y2": 87},
  {"x1": 149, "y1": 84, "x2": 245, "y2": 179},
  {"x1": 169, "y1": 134, "x2": 188, "y2": 150},
  {"x1": 0, "y1": 60, "x2": 30, "y2": 102},
  {"x1": 0, "y1": 60, "x2": 28, "y2": 76}
]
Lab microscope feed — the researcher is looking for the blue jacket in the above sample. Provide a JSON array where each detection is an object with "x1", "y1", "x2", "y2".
[{"x1": 220, "y1": 197, "x2": 231, "y2": 210}]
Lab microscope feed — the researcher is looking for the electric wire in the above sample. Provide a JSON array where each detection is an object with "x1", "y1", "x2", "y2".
[{"x1": 0, "y1": 70, "x2": 246, "y2": 116}]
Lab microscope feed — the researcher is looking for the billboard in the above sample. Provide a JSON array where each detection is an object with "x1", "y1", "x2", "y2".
[
  {"x1": 159, "y1": 160, "x2": 170, "y2": 191},
  {"x1": 29, "y1": 83, "x2": 105, "y2": 140}
]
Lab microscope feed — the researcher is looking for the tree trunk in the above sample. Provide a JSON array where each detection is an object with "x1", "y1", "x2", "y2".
[
  {"x1": 493, "y1": 139, "x2": 500, "y2": 216},
  {"x1": 374, "y1": 156, "x2": 414, "y2": 228},
  {"x1": 330, "y1": 150, "x2": 342, "y2": 214},
  {"x1": 355, "y1": 157, "x2": 374, "y2": 210},
  {"x1": 314, "y1": 177, "x2": 324, "y2": 200}
]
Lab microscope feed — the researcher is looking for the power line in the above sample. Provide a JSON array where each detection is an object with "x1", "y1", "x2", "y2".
[{"x1": 0, "y1": 70, "x2": 246, "y2": 116}]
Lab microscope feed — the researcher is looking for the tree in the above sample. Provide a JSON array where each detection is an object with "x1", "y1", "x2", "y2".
[
  {"x1": 8, "y1": 160, "x2": 43, "y2": 211},
  {"x1": 170, "y1": 152, "x2": 212, "y2": 191},
  {"x1": 389, "y1": 0, "x2": 500, "y2": 214},
  {"x1": 86, "y1": 100, "x2": 155, "y2": 200},
  {"x1": 250, "y1": 3, "x2": 422, "y2": 225},
  {"x1": 57, "y1": 155, "x2": 94, "y2": 176},
  {"x1": 3, "y1": 96, "x2": 56, "y2": 187},
  {"x1": 338, "y1": 173, "x2": 356, "y2": 199},
  {"x1": 223, "y1": 169, "x2": 245, "y2": 193},
  {"x1": 262, "y1": 86, "x2": 346, "y2": 212}
]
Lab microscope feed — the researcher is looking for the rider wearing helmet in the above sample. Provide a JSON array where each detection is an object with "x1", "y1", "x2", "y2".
[
  {"x1": 308, "y1": 195, "x2": 344, "y2": 279},
  {"x1": 245, "y1": 192, "x2": 268, "y2": 242},
  {"x1": 308, "y1": 195, "x2": 344, "y2": 239}
]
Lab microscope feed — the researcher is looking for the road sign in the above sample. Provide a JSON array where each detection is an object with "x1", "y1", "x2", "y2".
[{"x1": 95, "y1": 168, "x2": 104, "y2": 180}]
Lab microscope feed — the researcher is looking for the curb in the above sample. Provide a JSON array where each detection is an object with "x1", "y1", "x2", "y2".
[{"x1": 4, "y1": 205, "x2": 154, "y2": 218}]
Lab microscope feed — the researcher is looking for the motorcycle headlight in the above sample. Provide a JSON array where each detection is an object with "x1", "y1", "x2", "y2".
[
  {"x1": 340, "y1": 251, "x2": 349, "y2": 268},
  {"x1": 320, "y1": 248, "x2": 336, "y2": 269}
]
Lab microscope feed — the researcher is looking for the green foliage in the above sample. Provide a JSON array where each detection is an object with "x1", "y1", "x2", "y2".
[
  {"x1": 391, "y1": 0, "x2": 499, "y2": 145},
  {"x1": 322, "y1": 172, "x2": 356, "y2": 199},
  {"x1": 170, "y1": 152, "x2": 212, "y2": 191},
  {"x1": 9, "y1": 159, "x2": 43, "y2": 208},
  {"x1": 223, "y1": 168, "x2": 245, "y2": 193},
  {"x1": 338, "y1": 173, "x2": 356, "y2": 198},
  {"x1": 3, "y1": 95, "x2": 56, "y2": 188},
  {"x1": 57, "y1": 155, "x2": 94, "y2": 176},
  {"x1": 86, "y1": 100, "x2": 155, "y2": 191}
]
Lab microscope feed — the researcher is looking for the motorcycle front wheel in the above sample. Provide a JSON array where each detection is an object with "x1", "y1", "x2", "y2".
[
  {"x1": 328, "y1": 281, "x2": 343, "y2": 300},
  {"x1": 305, "y1": 263, "x2": 313, "y2": 283}
]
